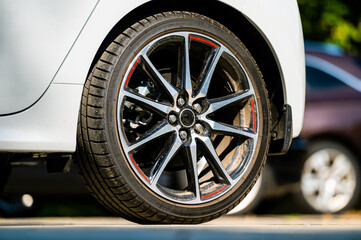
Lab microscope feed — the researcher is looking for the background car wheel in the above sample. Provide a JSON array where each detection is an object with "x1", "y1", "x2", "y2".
[
  {"x1": 297, "y1": 140, "x2": 361, "y2": 213},
  {"x1": 75, "y1": 11, "x2": 270, "y2": 224}
]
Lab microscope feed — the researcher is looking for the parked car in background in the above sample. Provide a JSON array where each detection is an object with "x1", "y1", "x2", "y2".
[
  {"x1": 298, "y1": 42, "x2": 361, "y2": 213},
  {"x1": 0, "y1": 0, "x2": 305, "y2": 223},
  {"x1": 231, "y1": 41, "x2": 361, "y2": 214}
]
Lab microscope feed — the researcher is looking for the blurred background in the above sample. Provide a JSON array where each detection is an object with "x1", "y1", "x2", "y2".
[{"x1": 1, "y1": 0, "x2": 361, "y2": 218}]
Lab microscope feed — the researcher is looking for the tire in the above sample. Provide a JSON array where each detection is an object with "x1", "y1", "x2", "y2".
[
  {"x1": 75, "y1": 11, "x2": 270, "y2": 224},
  {"x1": 296, "y1": 140, "x2": 361, "y2": 213},
  {"x1": 227, "y1": 172, "x2": 264, "y2": 215}
]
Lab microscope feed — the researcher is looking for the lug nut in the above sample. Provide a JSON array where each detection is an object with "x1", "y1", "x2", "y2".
[
  {"x1": 177, "y1": 98, "x2": 186, "y2": 107},
  {"x1": 168, "y1": 114, "x2": 177, "y2": 124},
  {"x1": 194, "y1": 123, "x2": 205, "y2": 134},
  {"x1": 179, "y1": 131, "x2": 188, "y2": 141},
  {"x1": 193, "y1": 103, "x2": 202, "y2": 113}
]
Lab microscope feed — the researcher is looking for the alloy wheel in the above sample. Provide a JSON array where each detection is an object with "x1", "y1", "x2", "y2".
[
  {"x1": 117, "y1": 31, "x2": 259, "y2": 204},
  {"x1": 301, "y1": 148, "x2": 357, "y2": 212}
]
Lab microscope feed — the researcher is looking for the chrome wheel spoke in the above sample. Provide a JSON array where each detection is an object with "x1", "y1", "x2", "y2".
[
  {"x1": 317, "y1": 184, "x2": 335, "y2": 210},
  {"x1": 196, "y1": 47, "x2": 224, "y2": 98},
  {"x1": 141, "y1": 55, "x2": 178, "y2": 99},
  {"x1": 126, "y1": 121, "x2": 174, "y2": 152},
  {"x1": 149, "y1": 136, "x2": 182, "y2": 186},
  {"x1": 204, "y1": 90, "x2": 253, "y2": 115},
  {"x1": 335, "y1": 180, "x2": 352, "y2": 195},
  {"x1": 301, "y1": 173, "x2": 321, "y2": 195},
  {"x1": 205, "y1": 119, "x2": 256, "y2": 139},
  {"x1": 198, "y1": 136, "x2": 234, "y2": 185},
  {"x1": 182, "y1": 34, "x2": 193, "y2": 96},
  {"x1": 123, "y1": 89, "x2": 170, "y2": 116},
  {"x1": 184, "y1": 139, "x2": 201, "y2": 200},
  {"x1": 305, "y1": 150, "x2": 330, "y2": 175},
  {"x1": 329, "y1": 154, "x2": 351, "y2": 180}
]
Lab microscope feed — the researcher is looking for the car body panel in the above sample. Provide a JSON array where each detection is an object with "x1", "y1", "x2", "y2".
[
  {"x1": 242, "y1": 0, "x2": 305, "y2": 137},
  {"x1": 0, "y1": 0, "x2": 305, "y2": 152},
  {"x1": 302, "y1": 50, "x2": 361, "y2": 155},
  {"x1": 0, "y1": 84, "x2": 82, "y2": 152},
  {"x1": 302, "y1": 100, "x2": 361, "y2": 153},
  {"x1": 0, "y1": 0, "x2": 97, "y2": 115}
]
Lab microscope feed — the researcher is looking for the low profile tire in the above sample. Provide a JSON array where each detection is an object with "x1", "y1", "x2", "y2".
[
  {"x1": 297, "y1": 141, "x2": 361, "y2": 213},
  {"x1": 76, "y1": 12, "x2": 270, "y2": 224},
  {"x1": 227, "y1": 172, "x2": 264, "y2": 215},
  {"x1": 227, "y1": 164, "x2": 272, "y2": 215}
]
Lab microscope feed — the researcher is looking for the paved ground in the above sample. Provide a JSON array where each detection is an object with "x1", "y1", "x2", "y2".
[{"x1": 1, "y1": 214, "x2": 361, "y2": 240}]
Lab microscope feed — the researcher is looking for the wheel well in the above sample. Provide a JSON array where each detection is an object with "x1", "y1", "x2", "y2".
[{"x1": 88, "y1": 0, "x2": 285, "y2": 133}]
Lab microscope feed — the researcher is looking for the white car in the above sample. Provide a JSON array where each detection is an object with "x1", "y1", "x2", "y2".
[{"x1": 0, "y1": 0, "x2": 305, "y2": 223}]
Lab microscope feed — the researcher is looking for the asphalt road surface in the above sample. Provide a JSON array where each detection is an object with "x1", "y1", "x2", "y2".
[{"x1": 1, "y1": 215, "x2": 361, "y2": 240}]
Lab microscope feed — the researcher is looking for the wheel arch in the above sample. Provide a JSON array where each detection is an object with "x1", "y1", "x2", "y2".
[{"x1": 87, "y1": 0, "x2": 286, "y2": 140}]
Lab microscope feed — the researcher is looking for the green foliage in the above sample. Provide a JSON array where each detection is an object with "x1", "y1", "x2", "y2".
[{"x1": 298, "y1": 0, "x2": 361, "y2": 55}]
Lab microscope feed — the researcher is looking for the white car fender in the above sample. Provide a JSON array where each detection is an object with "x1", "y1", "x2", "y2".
[
  {"x1": 241, "y1": 0, "x2": 305, "y2": 137},
  {"x1": 0, "y1": 0, "x2": 304, "y2": 152}
]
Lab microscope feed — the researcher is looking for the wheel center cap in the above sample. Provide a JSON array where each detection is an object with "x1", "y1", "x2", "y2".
[{"x1": 179, "y1": 109, "x2": 196, "y2": 127}]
